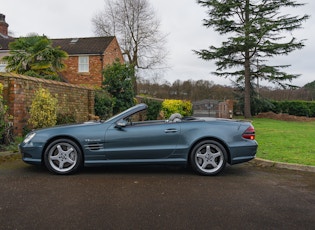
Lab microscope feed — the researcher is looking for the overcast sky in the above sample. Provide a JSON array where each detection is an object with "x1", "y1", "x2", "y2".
[{"x1": 1, "y1": 0, "x2": 314, "y2": 87}]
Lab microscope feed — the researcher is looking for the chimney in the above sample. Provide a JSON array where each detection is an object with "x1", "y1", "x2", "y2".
[{"x1": 0, "y1": 14, "x2": 9, "y2": 36}]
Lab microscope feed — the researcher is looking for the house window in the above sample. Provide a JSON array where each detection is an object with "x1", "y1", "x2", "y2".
[
  {"x1": 0, "y1": 60, "x2": 7, "y2": 72},
  {"x1": 78, "y1": 56, "x2": 89, "y2": 72}
]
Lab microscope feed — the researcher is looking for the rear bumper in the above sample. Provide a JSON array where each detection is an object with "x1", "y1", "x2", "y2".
[{"x1": 229, "y1": 141, "x2": 258, "y2": 165}]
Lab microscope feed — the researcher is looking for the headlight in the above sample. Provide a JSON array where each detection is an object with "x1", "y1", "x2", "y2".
[{"x1": 23, "y1": 133, "x2": 36, "y2": 144}]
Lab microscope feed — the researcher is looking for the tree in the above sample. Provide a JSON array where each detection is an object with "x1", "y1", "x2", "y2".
[
  {"x1": 92, "y1": 0, "x2": 168, "y2": 93},
  {"x1": 102, "y1": 60, "x2": 135, "y2": 114},
  {"x1": 304, "y1": 80, "x2": 315, "y2": 100},
  {"x1": 195, "y1": 0, "x2": 309, "y2": 118},
  {"x1": 3, "y1": 35, "x2": 68, "y2": 80},
  {"x1": 94, "y1": 90, "x2": 113, "y2": 120}
]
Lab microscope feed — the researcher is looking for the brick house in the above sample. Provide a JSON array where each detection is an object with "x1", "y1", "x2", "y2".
[
  {"x1": 0, "y1": 13, "x2": 124, "y2": 86},
  {"x1": 52, "y1": 36, "x2": 124, "y2": 86}
]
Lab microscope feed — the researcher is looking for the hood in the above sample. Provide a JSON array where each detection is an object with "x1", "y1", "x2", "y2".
[{"x1": 32, "y1": 121, "x2": 102, "y2": 133}]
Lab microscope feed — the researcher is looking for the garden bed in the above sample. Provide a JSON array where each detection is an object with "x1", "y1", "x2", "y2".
[{"x1": 255, "y1": 112, "x2": 315, "y2": 122}]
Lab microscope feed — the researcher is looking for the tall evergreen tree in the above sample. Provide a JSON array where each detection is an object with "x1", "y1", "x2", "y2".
[{"x1": 195, "y1": 0, "x2": 309, "y2": 118}]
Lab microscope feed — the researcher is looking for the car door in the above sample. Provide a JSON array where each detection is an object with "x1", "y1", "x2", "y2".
[{"x1": 104, "y1": 122, "x2": 181, "y2": 160}]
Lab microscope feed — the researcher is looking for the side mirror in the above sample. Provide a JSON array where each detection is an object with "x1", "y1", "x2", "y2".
[{"x1": 115, "y1": 119, "x2": 128, "y2": 128}]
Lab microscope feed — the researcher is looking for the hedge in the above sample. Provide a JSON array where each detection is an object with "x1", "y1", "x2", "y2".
[{"x1": 271, "y1": 100, "x2": 315, "y2": 117}]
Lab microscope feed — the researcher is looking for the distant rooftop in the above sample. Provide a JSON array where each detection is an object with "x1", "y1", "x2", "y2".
[
  {"x1": 0, "y1": 36, "x2": 117, "y2": 55},
  {"x1": 51, "y1": 36, "x2": 116, "y2": 55}
]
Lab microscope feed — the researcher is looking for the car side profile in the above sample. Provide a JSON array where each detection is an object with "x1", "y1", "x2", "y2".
[{"x1": 19, "y1": 103, "x2": 258, "y2": 176}]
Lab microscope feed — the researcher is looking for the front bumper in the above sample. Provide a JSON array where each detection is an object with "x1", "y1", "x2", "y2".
[{"x1": 19, "y1": 143, "x2": 43, "y2": 165}]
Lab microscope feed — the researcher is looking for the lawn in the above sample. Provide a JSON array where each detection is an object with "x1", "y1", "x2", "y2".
[{"x1": 252, "y1": 118, "x2": 315, "y2": 166}]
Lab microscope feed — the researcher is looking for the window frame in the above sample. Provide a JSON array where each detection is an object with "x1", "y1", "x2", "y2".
[{"x1": 78, "y1": 56, "x2": 89, "y2": 73}]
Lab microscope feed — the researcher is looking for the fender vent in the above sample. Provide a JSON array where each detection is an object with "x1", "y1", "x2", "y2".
[{"x1": 84, "y1": 143, "x2": 103, "y2": 151}]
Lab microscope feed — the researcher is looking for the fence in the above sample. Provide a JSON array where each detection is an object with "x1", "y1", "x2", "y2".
[{"x1": 193, "y1": 99, "x2": 234, "y2": 118}]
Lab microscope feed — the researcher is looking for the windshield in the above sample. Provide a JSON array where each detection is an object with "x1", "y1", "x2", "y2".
[
  {"x1": 105, "y1": 104, "x2": 147, "y2": 123},
  {"x1": 105, "y1": 110, "x2": 128, "y2": 123}
]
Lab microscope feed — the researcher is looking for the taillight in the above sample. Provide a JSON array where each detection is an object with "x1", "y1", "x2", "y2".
[{"x1": 242, "y1": 125, "x2": 255, "y2": 140}]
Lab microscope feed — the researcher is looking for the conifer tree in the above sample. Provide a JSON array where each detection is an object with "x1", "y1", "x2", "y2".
[{"x1": 195, "y1": 0, "x2": 309, "y2": 118}]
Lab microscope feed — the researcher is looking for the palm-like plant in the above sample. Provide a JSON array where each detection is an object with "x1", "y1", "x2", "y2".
[{"x1": 3, "y1": 35, "x2": 68, "y2": 80}]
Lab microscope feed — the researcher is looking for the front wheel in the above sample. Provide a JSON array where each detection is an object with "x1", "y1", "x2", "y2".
[
  {"x1": 44, "y1": 139, "x2": 82, "y2": 175},
  {"x1": 190, "y1": 140, "x2": 227, "y2": 176}
]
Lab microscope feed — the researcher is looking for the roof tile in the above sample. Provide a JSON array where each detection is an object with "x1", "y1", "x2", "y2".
[
  {"x1": 0, "y1": 36, "x2": 116, "y2": 55},
  {"x1": 51, "y1": 36, "x2": 115, "y2": 55}
]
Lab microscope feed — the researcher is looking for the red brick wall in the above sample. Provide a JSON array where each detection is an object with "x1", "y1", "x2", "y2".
[
  {"x1": 218, "y1": 100, "x2": 234, "y2": 119},
  {"x1": 0, "y1": 73, "x2": 95, "y2": 136},
  {"x1": 60, "y1": 37, "x2": 124, "y2": 87},
  {"x1": 61, "y1": 55, "x2": 103, "y2": 86},
  {"x1": 103, "y1": 37, "x2": 124, "y2": 66}
]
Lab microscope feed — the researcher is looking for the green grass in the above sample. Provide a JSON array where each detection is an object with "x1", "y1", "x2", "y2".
[{"x1": 252, "y1": 118, "x2": 315, "y2": 166}]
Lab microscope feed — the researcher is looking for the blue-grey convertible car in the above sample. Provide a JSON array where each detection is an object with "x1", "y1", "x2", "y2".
[{"x1": 20, "y1": 103, "x2": 258, "y2": 176}]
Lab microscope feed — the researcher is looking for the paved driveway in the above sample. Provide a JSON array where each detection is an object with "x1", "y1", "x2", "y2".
[{"x1": 1, "y1": 160, "x2": 314, "y2": 230}]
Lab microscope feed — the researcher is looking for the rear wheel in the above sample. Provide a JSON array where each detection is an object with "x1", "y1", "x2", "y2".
[
  {"x1": 44, "y1": 139, "x2": 82, "y2": 175},
  {"x1": 190, "y1": 140, "x2": 227, "y2": 176}
]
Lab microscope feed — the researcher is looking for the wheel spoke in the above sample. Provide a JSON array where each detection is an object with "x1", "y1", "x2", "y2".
[
  {"x1": 50, "y1": 154, "x2": 60, "y2": 160},
  {"x1": 59, "y1": 161, "x2": 65, "y2": 169},
  {"x1": 196, "y1": 151, "x2": 206, "y2": 161},
  {"x1": 212, "y1": 152, "x2": 221, "y2": 159},
  {"x1": 64, "y1": 147, "x2": 74, "y2": 155},
  {"x1": 65, "y1": 156, "x2": 75, "y2": 165},
  {"x1": 201, "y1": 160, "x2": 208, "y2": 169},
  {"x1": 57, "y1": 145, "x2": 63, "y2": 153},
  {"x1": 209, "y1": 160, "x2": 218, "y2": 168},
  {"x1": 205, "y1": 145, "x2": 211, "y2": 154}
]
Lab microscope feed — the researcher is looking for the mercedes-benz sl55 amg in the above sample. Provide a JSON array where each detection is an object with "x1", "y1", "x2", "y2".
[{"x1": 19, "y1": 103, "x2": 258, "y2": 176}]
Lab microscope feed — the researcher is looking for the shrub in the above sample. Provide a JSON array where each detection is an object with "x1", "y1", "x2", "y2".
[
  {"x1": 162, "y1": 99, "x2": 193, "y2": 119},
  {"x1": 0, "y1": 83, "x2": 14, "y2": 145},
  {"x1": 0, "y1": 83, "x2": 7, "y2": 139},
  {"x1": 287, "y1": 101, "x2": 310, "y2": 117},
  {"x1": 270, "y1": 100, "x2": 315, "y2": 117},
  {"x1": 309, "y1": 102, "x2": 315, "y2": 117},
  {"x1": 251, "y1": 97, "x2": 275, "y2": 115},
  {"x1": 102, "y1": 61, "x2": 135, "y2": 114},
  {"x1": 141, "y1": 98, "x2": 162, "y2": 120},
  {"x1": 28, "y1": 88, "x2": 58, "y2": 129},
  {"x1": 56, "y1": 113, "x2": 76, "y2": 125},
  {"x1": 94, "y1": 90, "x2": 113, "y2": 120}
]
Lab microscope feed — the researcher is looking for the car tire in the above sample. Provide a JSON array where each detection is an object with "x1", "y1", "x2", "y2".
[
  {"x1": 190, "y1": 140, "x2": 227, "y2": 176},
  {"x1": 44, "y1": 139, "x2": 82, "y2": 175}
]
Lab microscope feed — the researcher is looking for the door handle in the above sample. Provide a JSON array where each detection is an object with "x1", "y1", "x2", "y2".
[{"x1": 164, "y1": 129, "x2": 178, "y2": 133}]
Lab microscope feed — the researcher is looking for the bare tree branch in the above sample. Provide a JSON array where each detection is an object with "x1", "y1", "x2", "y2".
[{"x1": 92, "y1": 0, "x2": 168, "y2": 73}]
